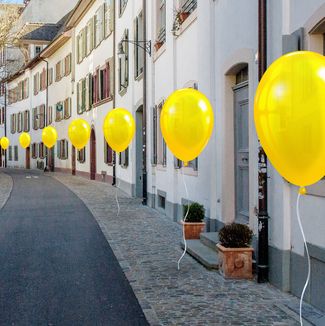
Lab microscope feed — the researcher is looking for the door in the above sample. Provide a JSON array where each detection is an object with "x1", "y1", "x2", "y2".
[
  {"x1": 72, "y1": 145, "x2": 76, "y2": 175},
  {"x1": 135, "y1": 107, "x2": 143, "y2": 197},
  {"x1": 26, "y1": 147, "x2": 30, "y2": 169},
  {"x1": 234, "y1": 81, "x2": 249, "y2": 223},
  {"x1": 90, "y1": 128, "x2": 96, "y2": 180}
]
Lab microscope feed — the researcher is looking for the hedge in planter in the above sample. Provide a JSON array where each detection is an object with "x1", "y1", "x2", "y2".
[{"x1": 182, "y1": 202, "x2": 205, "y2": 239}]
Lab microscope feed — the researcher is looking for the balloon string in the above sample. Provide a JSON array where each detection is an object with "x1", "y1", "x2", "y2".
[
  {"x1": 177, "y1": 168, "x2": 190, "y2": 270},
  {"x1": 296, "y1": 192, "x2": 311, "y2": 326},
  {"x1": 115, "y1": 179, "x2": 120, "y2": 217}
]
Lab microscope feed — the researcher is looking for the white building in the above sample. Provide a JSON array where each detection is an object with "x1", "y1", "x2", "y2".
[{"x1": 3, "y1": 0, "x2": 325, "y2": 313}]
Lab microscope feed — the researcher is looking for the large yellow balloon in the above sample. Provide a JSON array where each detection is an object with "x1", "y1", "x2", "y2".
[
  {"x1": 68, "y1": 119, "x2": 91, "y2": 150},
  {"x1": 255, "y1": 51, "x2": 325, "y2": 187},
  {"x1": 0, "y1": 137, "x2": 9, "y2": 150},
  {"x1": 103, "y1": 108, "x2": 135, "y2": 153},
  {"x1": 42, "y1": 126, "x2": 58, "y2": 149},
  {"x1": 19, "y1": 132, "x2": 31, "y2": 149},
  {"x1": 160, "y1": 88, "x2": 214, "y2": 163}
]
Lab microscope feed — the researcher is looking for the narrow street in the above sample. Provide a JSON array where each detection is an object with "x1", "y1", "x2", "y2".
[
  {"x1": 1, "y1": 169, "x2": 324, "y2": 325},
  {"x1": 0, "y1": 169, "x2": 148, "y2": 325}
]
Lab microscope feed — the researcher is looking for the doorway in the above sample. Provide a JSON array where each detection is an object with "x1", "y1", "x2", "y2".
[
  {"x1": 233, "y1": 67, "x2": 249, "y2": 223},
  {"x1": 72, "y1": 145, "x2": 76, "y2": 175},
  {"x1": 135, "y1": 107, "x2": 143, "y2": 198},
  {"x1": 90, "y1": 128, "x2": 96, "y2": 180},
  {"x1": 26, "y1": 147, "x2": 30, "y2": 169}
]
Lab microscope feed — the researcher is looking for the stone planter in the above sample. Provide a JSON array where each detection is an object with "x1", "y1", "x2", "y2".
[
  {"x1": 217, "y1": 244, "x2": 253, "y2": 279},
  {"x1": 181, "y1": 221, "x2": 205, "y2": 239},
  {"x1": 178, "y1": 12, "x2": 190, "y2": 23}
]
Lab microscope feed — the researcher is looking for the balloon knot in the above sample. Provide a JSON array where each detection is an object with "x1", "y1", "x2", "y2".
[{"x1": 299, "y1": 187, "x2": 307, "y2": 195}]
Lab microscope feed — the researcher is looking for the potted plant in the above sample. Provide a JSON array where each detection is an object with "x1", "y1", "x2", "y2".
[
  {"x1": 182, "y1": 202, "x2": 205, "y2": 239},
  {"x1": 154, "y1": 40, "x2": 163, "y2": 52},
  {"x1": 217, "y1": 223, "x2": 254, "y2": 279}
]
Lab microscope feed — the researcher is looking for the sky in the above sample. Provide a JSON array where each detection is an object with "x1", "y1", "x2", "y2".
[{"x1": 3, "y1": 0, "x2": 24, "y2": 3}]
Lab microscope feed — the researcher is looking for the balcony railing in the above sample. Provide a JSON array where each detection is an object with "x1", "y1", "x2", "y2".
[{"x1": 180, "y1": 0, "x2": 197, "y2": 15}]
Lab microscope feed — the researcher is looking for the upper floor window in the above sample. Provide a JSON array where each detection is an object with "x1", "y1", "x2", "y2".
[
  {"x1": 118, "y1": 30, "x2": 129, "y2": 93},
  {"x1": 119, "y1": 0, "x2": 128, "y2": 16},
  {"x1": 134, "y1": 12, "x2": 144, "y2": 78},
  {"x1": 155, "y1": 0, "x2": 166, "y2": 52},
  {"x1": 0, "y1": 107, "x2": 5, "y2": 125},
  {"x1": 95, "y1": 5, "x2": 105, "y2": 47},
  {"x1": 35, "y1": 46, "x2": 42, "y2": 55}
]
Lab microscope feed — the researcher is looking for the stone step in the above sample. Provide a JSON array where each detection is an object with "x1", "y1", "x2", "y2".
[
  {"x1": 200, "y1": 232, "x2": 219, "y2": 250},
  {"x1": 181, "y1": 240, "x2": 219, "y2": 270}
]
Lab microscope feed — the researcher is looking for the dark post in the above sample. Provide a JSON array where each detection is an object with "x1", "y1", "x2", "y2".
[{"x1": 257, "y1": 0, "x2": 269, "y2": 283}]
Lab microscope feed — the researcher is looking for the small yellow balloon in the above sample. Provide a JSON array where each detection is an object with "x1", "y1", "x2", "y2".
[
  {"x1": 160, "y1": 88, "x2": 214, "y2": 163},
  {"x1": 254, "y1": 51, "x2": 325, "y2": 187},
  {"x1": 19, "y1": 132, "x2": 31, "y2": 149},
  {"x1": 68, "y1": 119, "x2": 91, "y2": 150},
  {"x1": 42, "y1": 126, "x2": 58, "y2": 149},
  {"x1": 0, "y1": 137, "x2": 10, "y2": 150},
  {"x1": 103, "y1": 108, "x2": 135, "y2": 153}
]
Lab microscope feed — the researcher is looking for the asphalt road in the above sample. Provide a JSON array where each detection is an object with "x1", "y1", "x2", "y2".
[{"x1": 0, "y1": 169, "x2": 148, "y2": 326}]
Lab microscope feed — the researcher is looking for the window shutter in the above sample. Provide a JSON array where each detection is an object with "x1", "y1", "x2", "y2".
[
  {"x1": 282, "y1": 28, "x2": 304, "y2": 54},
  {"x1": 104, "y1": 139, "x2": 108, "y2": 164},
  {"x1": 56, "y1": 140, "x2": 60, "y2": 158},
  {"x1": 88, "y1": 74, "x2": 93, "y2": 108},
  {"x1": 152, "y1": 106, "x2": 157, "y2": 165},
  {"x1": 174, "y1": 157, "x2": 182, "y2": 169}
]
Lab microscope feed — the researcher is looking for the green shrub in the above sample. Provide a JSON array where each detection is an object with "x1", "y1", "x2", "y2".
[
  {"x1": 183, "y1": 202, "x2": 205, "y2": 223},
  {"x1": 219, "y1": 223, "x2": 253, "y2": 248}
]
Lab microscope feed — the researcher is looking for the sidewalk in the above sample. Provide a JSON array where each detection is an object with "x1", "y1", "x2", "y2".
[{"x1": 53, "y1": 173, "x2": 303, "y2": 326}]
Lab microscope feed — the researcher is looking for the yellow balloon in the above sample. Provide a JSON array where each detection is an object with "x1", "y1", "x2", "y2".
[
  {"x1": 68, "y1": 119, "x2": 91, "y2": 150},
  {"x1": 19, "y1": 132, "x2": 31, "y2": 149},
  {"x1": 0, "y1": 137, "x2": 10, "y2": 150},
  {"x1": 103, "y1": 108, "x2": 135, "y2": 153},
  {"x1": 254, "y1": 51, "x2": 325, "y2": 187},
  {"x1": 42, "y1": 126, "x2": 58, "y2": 149},
  {"x1": 160, "y1": 88, "x2": 214, "y2": 163}
]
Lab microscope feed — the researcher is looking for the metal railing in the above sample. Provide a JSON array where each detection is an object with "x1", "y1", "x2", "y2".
[{"x1": 181, "y1": 0, "x2": 197, "y2": 14}]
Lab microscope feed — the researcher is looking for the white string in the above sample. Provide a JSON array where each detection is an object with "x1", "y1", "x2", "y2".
[
  {"x1": 296, "y1": 192, "x2": 311, "y2": 326},
  {"x1": 177, "y1": 168, "x2": 190, "y2": 270},
  {"x1": 115, "y1": 179, "x2": 120, "y2": 217}
]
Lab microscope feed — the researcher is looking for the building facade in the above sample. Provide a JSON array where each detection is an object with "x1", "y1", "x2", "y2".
[{"x1": 2, "y1": 0, "x2": 325, "y2": 312}]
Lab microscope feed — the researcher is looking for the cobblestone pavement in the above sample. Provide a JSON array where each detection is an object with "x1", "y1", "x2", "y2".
[
  {"x1": 53, "y1": 173, "x2": 303, "y2": 326},
  {"x1": 0, "y1": 171, "x2": 13, "y2": 209}
]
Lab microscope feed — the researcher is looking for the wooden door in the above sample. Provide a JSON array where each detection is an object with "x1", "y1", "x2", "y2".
[
  {"x1": 26, "y1": 147, "x2": 30, "y2": 169},
  {"x1": 90, "y1": 128, "x2": 96, "y2": 180},
  {"x1": 234, "y1": 81, "x2": 249, "y2": 223},
  {"x1": 72, "y1": 145, "x2": 76, "y2": 175}
]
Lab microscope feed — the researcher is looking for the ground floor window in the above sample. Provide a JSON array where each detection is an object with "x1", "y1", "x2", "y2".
[
  {"x1": 57, "y1": 139, "x2": 69, "y2": 160},
  {"x1": 104, "y1": 140, "x2": 113, "y2": 165},
  {"x1": 14, "y1": 146, "x2": 18, "y2": 161},
  {"x1": 8, "y1": 146, "x2": 12, "y2": 161},
  {"x1": 119, "y1": 148, "x2": 129, "y2": 168},
  {"x1": 77, "y1": 148, "x2": 86, "y2": 163},
  {"x1": 39, "y1": 142, "x2": 46, "y2": 159},
  {"x1": 31, "y1": 143, "x2": 38, "y2": 159}
]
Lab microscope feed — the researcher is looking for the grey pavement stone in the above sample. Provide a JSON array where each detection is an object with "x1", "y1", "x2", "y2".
[
  {"x1": 0, "y1": 171, "x2": 13, "y2": 210},
  {"x1": 53, "y1": 173, "x2": 303, "y2": 326}
]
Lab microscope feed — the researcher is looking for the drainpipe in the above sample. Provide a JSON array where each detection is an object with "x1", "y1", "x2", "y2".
[
  {"x1": 112, "y1": 1, "x2": 116, "y2": 186},
  {"x1": 4, "y1": 82, "x2": 7, "y2": 168},
  {"x1": 257, "y1": 0, "x2": 269, "y2": 283},
  {"x1": 142, "y1": 0, "x2": 148, "y2": 205}
]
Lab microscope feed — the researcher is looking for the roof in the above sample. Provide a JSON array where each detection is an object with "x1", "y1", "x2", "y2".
[{"x1": 20, "y1": 23, "x2": 61, "y2": 42}]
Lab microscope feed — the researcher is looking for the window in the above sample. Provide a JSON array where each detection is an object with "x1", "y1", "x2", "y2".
[
  {"x1": 8, "y1": 146, "x2": 12, "y2": 161},
  {"x1": 153, "y1": 102, "x2": 167, "y2": 166},
  {"x1": 33, "y1": 72, "x2": 39, "y2": 95},
  {"x1": 86, "y1": 19, "x2": 94, "y2": 55},
  {"x1": 46, "y1": 106, "x2": 52, "y2": 126},
  {"x1": 86, "y1": 73, "x2": 93, "y2": 111},
  {"x1": 134, "y1": 12, "x2": 144, "y2": 78},
  {"x1": 57, "y1": 139, "x2": 69, "y2": 160},
  {"x1": 119, "y1": 0, "x2": 128, "y2": 16},
  {"x1": 39, "y1": 142, "x2": 46, "y2": 159},
  {"x1": 38, "y1": 105, "x2": 45, "y2": 129},
  {"x1": 77, "y1": 34, "x2": 82, "y2": 63},
  {"x1": 77, "y1": 148, "x2": 86, "y2": 163},
  {"x1": 65, "y1": 54, "x2": 72, "y2": 76},
  {"x1": 32, "y1": 107, "x2": 38, "y2": 130},
  {"x1": 10, "y1": 114, "x2": 16, "y2": 134},
  {"x1": 179, "y1": 0, "x2": 197, "y2": 15},
  {"x1": 55, "y1": 102, "x2": 64, "y2": 121},
  {"x1": 0, "y1": 107, "x2": 4, "y2": 125},
  {"x1": 119, "y1": 30, "x2": 129, "y2": 92},
  {"x1": 14, "y1": 146, "x2": 18, "y2": 161},
  {"x1": 40, "y1": 68, "x2": 47, "y2": 91},
  {"x1": 104, "y1": 139, "x2": 113, "y2": 165},
  {"x1": 48, "y1": 68, "x2": 54, "y2": 85},
  {"x1": 158, "y1": 194, "x2": 166, "y2": 209},
  {"x1": 17, "y1": 112, "x2": 23, "y2": 133},
  {"x1": 35, "y1": 46, "x2": 41, "y2": 55},
  {"x1": 55, "y1": 61, "x2": 62, "y2": 81},
  {"x1": 23, "y1": 110, "x2": 30, "y2": 132},
  {"x1": 119, "y1": 147, "x2": 129, "y2": 167},
  {"x1": 64, "y1": 98, "x2": 71, "y2": 119},
  {"x1": 104, "y1": 0, "x2": 114, "y2": 37},
  {"x1": 156, "y1": 0, "x2": 166, "y2": 47},
  {"x1": 31, "y1": 143, "x2": 38, "y2": 159}
]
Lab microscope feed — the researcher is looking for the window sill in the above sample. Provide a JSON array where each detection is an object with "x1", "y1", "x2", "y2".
[
  {"x1": 179, "y1": 166, "x2": 198, "y2": 177},
  {"x1": 173, "y1": 9, "x2": 198, "y2": 38},
  {"x1": 118, "y1": 86, "x2": 128, "y2": 97},
  {"x1": 93, "y1": 96, "x2": 113, "y2": 108},
  {"x1": 135, "y1": 71, "x2": 143, "y2": 82},
  {"x1": 153, "y1": 43, "x2": 166, "y2": 62},
  {"x1": 156, "y1": 164, "x2": 167, "y2": 172}
]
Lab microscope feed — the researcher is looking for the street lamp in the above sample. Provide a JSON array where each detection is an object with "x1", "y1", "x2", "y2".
[{"x1": 117, "y1": 39, "x2": 152, "y2": 58}]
